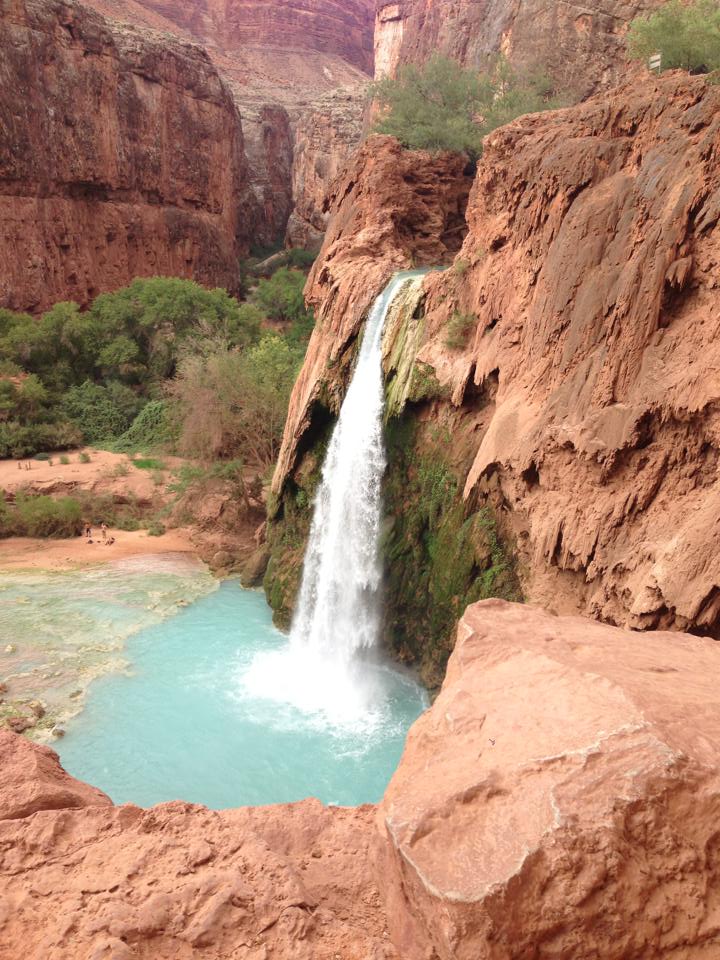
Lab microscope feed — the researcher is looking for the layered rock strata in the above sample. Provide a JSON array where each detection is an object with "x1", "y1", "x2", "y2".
[
  {"x1": 0, "y1": 0, "x2": 253, "y2": 313},
  {"x1": 2, "y1": 601, "x2": 720, "y2": 957},
  {"x1": 272, "y1": 73, "x2": 720, "y2": 640},
  {"x1": 375, "y1": 0, "x2": 662, "y2": 96},
  {"x1": 85, "y1": 0, "x2": 377, "y2": 247}
]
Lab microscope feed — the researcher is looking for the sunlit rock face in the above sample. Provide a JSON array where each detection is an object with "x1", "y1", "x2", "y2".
[
  {"x1": 374, "y1": 0, "x2": 662, "y2": 95},
  {"x1": 2, "y1": 601, "x2": 720, "y2": 957},
  {"x1": 0, "y1": 0, "x2": 254, "y2": 313}
]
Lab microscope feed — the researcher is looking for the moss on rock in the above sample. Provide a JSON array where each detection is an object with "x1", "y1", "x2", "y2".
[{"x1": 382, "y1": 415, "x2": 521, "y2": 688}]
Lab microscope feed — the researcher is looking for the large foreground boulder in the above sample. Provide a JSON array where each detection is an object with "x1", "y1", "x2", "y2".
[
  {"x1": 380, "y1": 599, "x2": 720, "y2": 958},
  {"x1": 1, "y1": 600, "x2": 719, "y2": 957}
]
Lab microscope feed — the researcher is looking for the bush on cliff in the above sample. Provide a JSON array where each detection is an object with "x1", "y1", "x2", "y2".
[
  {"x1": 627, "y1": 0, "x2": 720, "y2": 73},
  {"x1": 371, "y1": 54, "x2": 558, "y2": 156}
]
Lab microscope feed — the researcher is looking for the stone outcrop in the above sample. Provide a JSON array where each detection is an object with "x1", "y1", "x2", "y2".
[
  {"x1": 272, "y1": 136, "x2": 473, "y2": 490},
  {"x1": 3, "y1": 601, "x2": 720, "y2": 957},
  {"x1": 375, "y1": 0, "x2": 662, "y2": 96},
  {"x1": 272, "y1": 73, "x2": 720, "y2": 641},
  {"x1": 380, "y1": 599, "x2": 720, "y2": 959},
  {"x1": 0, "y1": 0, "x2": 254, "y2": 313}
]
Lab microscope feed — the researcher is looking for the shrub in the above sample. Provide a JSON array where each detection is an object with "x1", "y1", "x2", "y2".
[
  {"x1": 61, "y1": 380, "x2": 143, "y2": 444},
  {"x1": 445, "y1": 311, "x2": 476, "y2": 350},
  {"x1": 371, "y1": 54, "x2": 558, "y2": 156},
  {"x1": 13, "y1": 494, "x2": 83, "y2": 538},
  {"x1": 132, "y1": 458, "x2": 166, "y2": 471},
  {"x1": 168, "y1": 336, "x2": 300, "y2": 467},
  {"x1": 0, "y1": 421, "x2": 82, "y2": 459},
  {"x1": 252, "y1": 268, "x2": 310, "y2": 325},
  {"x1": 60, "y1": 455, "x2": 70, "y2": 465},
  {"x1": 34, "y1": 452, "x2": 51, "y2": 462},
  {"x1": 147, "y1": 521, "x2": 166, "y2": 537},
  {"x1": 79, "y1": 452, "x2": 91, "y2": 463},
  {"x1": 116, "y1": 516, "x2": 141, "y2": 532},
  {"x1": 112, "y1": 400, "x2": 173, "y2": 453},
  {"x1": 627, "y1": 0, "x2": 720, "y2": 73}
]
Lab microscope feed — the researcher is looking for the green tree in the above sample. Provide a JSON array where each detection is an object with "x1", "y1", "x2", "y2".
[
  {"x1": 168, "y1": 336, "x2": 299, "y2": 466},
  {"x1": 371, "y1": 54, "x2": 558, "y2": 156},
  {"x1": 61, "y1": 381, "x2": 143, "y2": 444},
  {"x1": 90, "y1": 277, "x2": 254, "y2": 382},
  {"x1": 627, "y1": 0, "x2": 720, "y2": 72},
  {"x1": 252, "y1": 268, "x2": 309, "y2": 324}
]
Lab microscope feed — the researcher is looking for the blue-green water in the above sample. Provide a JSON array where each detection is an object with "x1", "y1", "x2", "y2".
[{"x1": 56, "y1": 578, "x2": 427, "y2": 808}]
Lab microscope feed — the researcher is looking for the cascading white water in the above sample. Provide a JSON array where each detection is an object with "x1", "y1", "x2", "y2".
[
  {"x1": 290, "y1": 271, "x2": 424, "y2": 659},
  {"x1": 243, "y1": 271, "x2": 428, "y2": 727}
]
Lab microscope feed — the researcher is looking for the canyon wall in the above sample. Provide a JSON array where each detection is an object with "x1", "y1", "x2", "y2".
[
  {"x1": 270, "y1": 73, "x2": 720, "y2": 674},
  {"x1": 0, "y1": 0, "x2": 253, "y2": 313},
  {"x1": 375, "y1": 0, "x2": 661, "y2": 96},
  {"x1": 87, "y1": 0, "x2": 374, "y2": 73},
  {"x1": 3, "y1": 600, "x2": 720, "y2": 957},
  {"x1": 86, "y1": 0, "x2": 376, "y2": 248}
]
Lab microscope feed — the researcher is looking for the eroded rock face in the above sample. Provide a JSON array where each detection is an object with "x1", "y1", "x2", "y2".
[
  {"x1": 417, "y1": 74, "x2": 720, "y2": 635},
  {"x1": 273, "y1": 74, "x2": 720, "y2": 639},
  {"x1": 272, "y1": 136, "x2": 473, "y2": 490},
  {"x1": 2, "y1": 602, "x2": 720, "y2": 957},
  {"x1": 375, "y1": 0, "x2": 661, "y2": 96},
  {"x1": 86, "y1": 0, "x2": 377, "y2": 247},
  {"x1": 0, "y1": 0, "x2": 253, "y2": 313},
  {"x1": 380, "y1": 599, "x2": 720, "y2": 959}
]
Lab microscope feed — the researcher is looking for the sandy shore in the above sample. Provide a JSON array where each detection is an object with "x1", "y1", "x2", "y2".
[{"x1": 0, "y1": 527, "x2": 199, "y2": 572}]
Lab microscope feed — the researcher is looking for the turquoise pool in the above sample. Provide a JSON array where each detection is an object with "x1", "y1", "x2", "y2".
[{"x1": 55, "y1": 577, "x2": 427, "y2": 808}]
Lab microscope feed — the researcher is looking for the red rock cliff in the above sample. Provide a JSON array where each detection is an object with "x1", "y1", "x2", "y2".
[
  {"x1": 375, "y1": 0, "x2": 662, "y2": 96},
  {"x1": 0, "y1": 0, "x2": 254, "y2": 313},
  {"x1": 273, "y1": 74, "x2": 720, "y2": 639},
  {"x1": 86, "y1": 0, "x2": 377, "y2": 246},
  {"x1": 2, "y1": 601, "x2": 720, "y2": 957}
]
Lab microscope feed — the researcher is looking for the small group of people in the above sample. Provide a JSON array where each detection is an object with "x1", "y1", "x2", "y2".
[
  {"x1": 83, "y1": 521, "x2": 115, "y2": 546},
  {"x1": 16, "y1": 461, "x2": 33, "y2": 471}
]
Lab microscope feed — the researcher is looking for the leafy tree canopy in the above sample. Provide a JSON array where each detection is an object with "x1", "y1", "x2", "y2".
[
  {"x1": 371, "y1": 54, "x2": 558, "y2": 156},
  {"x1": 627, "y1": 0, "x2": 720, "y2": 72}
]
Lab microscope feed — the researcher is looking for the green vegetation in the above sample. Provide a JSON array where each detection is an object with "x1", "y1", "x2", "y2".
[
  {"x1": 371, "y1": 54, "x2": 558, "y2": 156},
  {"x1": 131, "y1": 457, "x2": 166, "y2": 471},
  {"x1": 168, "y1": 335, "x2": 300, "y2": 467},
  {"x1": 0, "y1": 494, "x2": 82, "y2": 538},
  {"x1": 0, "y1": 261, "x2": 315, "y2": 462},
  {"x1": 444, "y1": 311, "x2": 476, "y2": 350},
  {"x1": 382, "y1": 417, "x2": 521, "y2": 686},
  {"x1": 627, "y1": 0, "x2": 720, "y2": 73}
]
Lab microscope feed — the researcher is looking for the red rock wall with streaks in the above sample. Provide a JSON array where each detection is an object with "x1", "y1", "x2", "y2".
[{"x1": 0, "y1": 0, "x2": 254, "y2": 312}]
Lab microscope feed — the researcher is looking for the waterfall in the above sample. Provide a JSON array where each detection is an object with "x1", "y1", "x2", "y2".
[
  {"x1": 243, "y1": 270, "x2": 428, "y2": 727},
  {"x1": 290, "y1": 271, "x2": 424, "y2": 659}
]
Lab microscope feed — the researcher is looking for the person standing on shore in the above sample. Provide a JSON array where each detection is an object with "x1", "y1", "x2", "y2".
[
  {"x1": 101, "y1": 522, "x2": 108, "y2": 542},
  {"x1": 84, "y1": 521, "x2": 92, "y2": 540}
]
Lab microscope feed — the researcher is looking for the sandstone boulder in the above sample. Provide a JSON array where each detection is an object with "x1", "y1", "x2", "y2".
[
  {"x1": 0, "y1": 729, "x2": 110, "y2": 820},
  {"x1": 380, "y1": 599, "x2": 720, "y2": 959}
]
